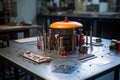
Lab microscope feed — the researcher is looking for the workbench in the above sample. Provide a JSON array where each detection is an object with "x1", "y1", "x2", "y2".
[
  {"x1": 0, "y1": 25, "x2": 40, "y2": 47},
  {"x1": 0, "y1": 37, "x2": 120, "y2": 80},
  {"x1": 0, "y1": 24, "x2": 40, "y2": 39}
]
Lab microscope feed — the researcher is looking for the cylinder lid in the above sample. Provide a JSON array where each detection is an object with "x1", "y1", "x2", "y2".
[{"x1": 50, "y1": 19, "x2": 83, "y2": 29}]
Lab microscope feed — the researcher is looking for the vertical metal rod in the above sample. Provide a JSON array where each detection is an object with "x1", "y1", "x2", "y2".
[
  {"x1": 90, "y1": 26, "x2": 92, "y2": 47},
  {"x1": 72, "y1": 29, "x2": 76, "y2": 52},
  {"x1": 44, "y1": 33, "x2": 47, "y2": 49},
  {"x1": 59, "y1": 37, "x2": 63, "y2": 53}
]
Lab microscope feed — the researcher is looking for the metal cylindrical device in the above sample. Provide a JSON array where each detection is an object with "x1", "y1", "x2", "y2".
[{"x1": 49, "y1": 18, "x2": 83, "y2": 53}]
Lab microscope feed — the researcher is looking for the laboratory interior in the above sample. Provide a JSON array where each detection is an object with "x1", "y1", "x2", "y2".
[{"x1": 0, "y1": 0, "x2": 120, "y2": 80}]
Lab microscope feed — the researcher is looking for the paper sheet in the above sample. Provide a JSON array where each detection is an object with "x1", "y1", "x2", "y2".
[
  {"x1": 15, "y1": 37, "x2": 37, "y2": 43},
  {"x1": 88, "y1": 58, "x2": 113, "y2": 66}
]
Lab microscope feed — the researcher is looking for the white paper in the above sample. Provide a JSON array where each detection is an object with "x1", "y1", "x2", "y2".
[
  {"x1": 15, "y1": 37, "x2": 37, "y2": 43},
  {"x1": 88, "y1": 58, "x2": 113, "y2": 66}
]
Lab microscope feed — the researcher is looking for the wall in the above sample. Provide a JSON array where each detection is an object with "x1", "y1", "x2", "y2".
[
  {"x1": 17, "y1": 0, "x2": 36, "y2": 23},
  {"x1": 16, "y1": 0, "x2": 37, "y2": 38}
]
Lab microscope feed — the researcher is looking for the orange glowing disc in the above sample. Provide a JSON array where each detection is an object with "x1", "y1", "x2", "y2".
[{"x1": 50, "y1": 19, "x2": 83, "y2": 29}]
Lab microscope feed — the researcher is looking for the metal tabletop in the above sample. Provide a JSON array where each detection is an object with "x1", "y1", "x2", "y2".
[{"x1": 0, "y1": 37, "x2": 120, "y2": 80}]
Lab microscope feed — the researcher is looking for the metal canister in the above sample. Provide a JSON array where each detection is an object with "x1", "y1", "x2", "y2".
[{"x1": 49, "y1": 18, "x2": 83, "y2": 53}]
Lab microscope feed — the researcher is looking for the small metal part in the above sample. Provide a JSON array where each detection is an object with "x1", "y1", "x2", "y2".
[
  {"x1": 89, "y1": 64, "x2": 92, "y2": 66},
  {"x1": 79, "y1": 45, "x2": 88, "y2": 53},
  {"x1": 63, "y1": 65, "x2": 70, "y2": 69},
  {"x1": 109, "y1": 45, "x2": 116, "y2": 50},
  {"x1": 109, "y1": 39, "x2": 118, "y2": 51},
  {"x1": 111, "y1": 39, "x2": 117, "y2": 44},
  {"x1": 96, "y1": 38, "x2": 101, "y2": 42}
]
